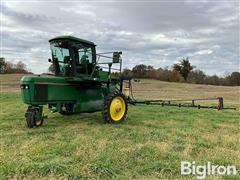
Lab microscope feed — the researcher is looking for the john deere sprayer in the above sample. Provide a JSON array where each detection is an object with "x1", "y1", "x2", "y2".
[
  {"x1": 20, "y1": 36, "x2": 128, "y2": 128},
  {"x1": 20, "y1": 35, "x2": 234, "y2": 128}
]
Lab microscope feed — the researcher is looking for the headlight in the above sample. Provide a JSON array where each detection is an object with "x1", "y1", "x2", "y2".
[{"x1": 20, "y1": 84, "x2": 30, "y2": 90}]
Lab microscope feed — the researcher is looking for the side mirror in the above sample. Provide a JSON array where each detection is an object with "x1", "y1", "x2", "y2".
[{"x1": 113, "y1": 52, "x2": 122, "y2": 63}]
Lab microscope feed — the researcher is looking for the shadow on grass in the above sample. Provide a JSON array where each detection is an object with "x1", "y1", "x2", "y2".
[{"x1": 44, "y1": 112, "x2": 105, "y2": 127}]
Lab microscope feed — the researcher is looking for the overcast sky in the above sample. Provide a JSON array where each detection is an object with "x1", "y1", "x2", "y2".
[{"x1": 1, "y1": 0, "x2": 239, "y2": 75}]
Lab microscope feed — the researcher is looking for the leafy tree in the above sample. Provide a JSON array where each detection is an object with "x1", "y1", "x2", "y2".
[
  {"x1": 122, "y1": 68, "x2": 132, "y2": 77},
  {"x1": 188, "y1": 69, "x2": 206, "y2": 84},
  {"x1": 170, "y1": 70, "x2": 182, "y2": 82},
  {"x1": 205, "y1": 75, "x2": 220, "y2": 85},
  {"x1": 146, "y1": 65, "x2": 154, "y2": 71},
  {"x1": 132, "y1": 64, "x2": 147, "y2": 78},
  {"x1": 229, "y1": 72, "x2": 240, "y2": 86},
  {"x1": 0, "y1": 57, "x2": 6, "y2": 74},
  {"x1": 173, "y1": 57, "x2": 194, "y2": 80}
]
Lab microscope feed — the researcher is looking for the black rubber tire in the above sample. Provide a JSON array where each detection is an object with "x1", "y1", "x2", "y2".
[
  {"x1": 26, "y1": 108, "x2": 34, "y2": 128},
  {"x1": 25, "y1": 107, "x2": 43, "y2": 128},
  {"x1": 102, "y1": 92, "x2": 128, "y2": 124},
  {"x1": 59, "y1": 103, "x2": 74, "y2": 115}
]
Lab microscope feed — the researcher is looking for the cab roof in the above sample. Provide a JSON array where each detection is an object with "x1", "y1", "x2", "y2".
[{"x1": 49, "y1": 35, "x2": 95, "y2": 46}]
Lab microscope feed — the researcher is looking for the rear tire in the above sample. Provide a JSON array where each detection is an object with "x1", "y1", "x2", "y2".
[
  {"x1": 59, "y1": 103, "x2": 74, "y2": 115},
  {"x1": 102, "y1": 92, "x2": 128, "y2": 124}
]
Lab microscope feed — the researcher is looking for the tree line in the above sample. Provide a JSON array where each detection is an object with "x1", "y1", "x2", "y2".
[
  {"x1": 121, "y1": 57, "x2": 240, "y2": 86},
  {"x1": 1, "y1": 56, "x2": 239, "y2": 86},
  {"x1": 0, "y1": 57, "x2": 32, "y2": 74}
]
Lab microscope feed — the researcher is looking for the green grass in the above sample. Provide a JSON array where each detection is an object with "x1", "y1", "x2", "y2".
[{"x1": 0, "y1": 75, "x2": 240, "y2": 179}]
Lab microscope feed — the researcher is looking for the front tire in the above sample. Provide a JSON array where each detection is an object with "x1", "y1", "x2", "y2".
[
  {"x1": 102, "y1": 92, "x2": 128, "y2": 124},
  {"x1": 25, "y1": 107, "x2": 43, "y2": 128}
]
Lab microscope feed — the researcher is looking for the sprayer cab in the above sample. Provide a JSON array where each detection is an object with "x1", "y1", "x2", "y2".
[{"x1": 48, "y1": 36, "x2": 97, "y2": 77}]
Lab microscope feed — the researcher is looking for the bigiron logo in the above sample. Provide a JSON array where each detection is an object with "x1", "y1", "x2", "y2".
[{"x1": 181, "y1": 161, "x2": 237, "y2": 179}]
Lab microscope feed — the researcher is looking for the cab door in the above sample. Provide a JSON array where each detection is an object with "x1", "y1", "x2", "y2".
[{"x1": 75, "y1": 46, "x2": 94, "y2": 76}]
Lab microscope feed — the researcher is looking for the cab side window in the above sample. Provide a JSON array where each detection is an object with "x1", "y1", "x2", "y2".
[
  {"x1": 78, "y1": 47, "x2": 92, "y2": 64},
  {"x1": 76, "y1": 47, "x2": 93, "y2": 75}
]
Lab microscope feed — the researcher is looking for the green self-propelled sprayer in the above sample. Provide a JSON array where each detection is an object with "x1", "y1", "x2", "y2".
[{"x1": 20, "y1": 36, "x2": 234, "y2": 128}]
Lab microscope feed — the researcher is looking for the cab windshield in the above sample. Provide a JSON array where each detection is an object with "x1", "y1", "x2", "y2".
[{"x1": 50, "y1": 42, "x2": 71, "y2": 76}]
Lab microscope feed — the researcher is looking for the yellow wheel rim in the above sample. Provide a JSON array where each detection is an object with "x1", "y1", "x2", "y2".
[
  {"x1": 35, "y1": 119, "x2": 42, "y2": 126},
  {"x1": 110, "y1": 96, "x2": 126, "y2": 121}
]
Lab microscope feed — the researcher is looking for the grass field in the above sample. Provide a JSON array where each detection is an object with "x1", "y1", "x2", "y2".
[{"x1": 0, "y1": 74, "x2": 239, "y2": 179}]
